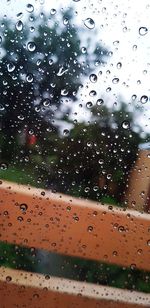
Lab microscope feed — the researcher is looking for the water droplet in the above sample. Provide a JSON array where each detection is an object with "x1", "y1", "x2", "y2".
[
  {"x1": 0, "y1": 163, "x2": 8, "y2": 170},
  {"x1": 89, "y1": 74, "x2": 97, "y2": 83},
  {"x1": 118, "y1": 225, "x2": 125, "y2": 232},
  {"x1": 63, "y1": 129, "x2": 69, "y2": 136},
  {"x1": 86, "y1": 101, "x2": 93, "y2": 108},
  {"x1": 98, "y1": 159, "x2": 104, "y2": 165},
  {"x1": 61, "y1": 89, "x2": 68, "y2": 96},
  {"x1": 81, "y1": 47, "x2": 87, "y2": 54},
  {"x1": 57, "y1": 66, "x2": 68, "y2": 76},
  {"x1": 63, "y1": 18, "x2": 69, "y2": 25},
  {"x1": 87, "y1": 225, "x2": 93, "y2": 232},
  {"x1": 140, "y1": 95, "x2": 148, "y2": 104},
  {"x1": 84, "y1": 18, "x2": 95, "y2": 30},
  {"x1": 96, "y1": 98, "x2": 104, "y2": 106},
  {"x1": 89, "y1": 90, "x2": 96, "y2": 96},
  {"x1": 112, "y1": 77, "x2": 119, "y2": 84},
  {"x1": 6, "y1": 276, "x2": 12, "y2": 282},
  {"x1": 16, "y1": 20, "x2": 23, "y2": 31},
  {"x1": 26, "y1": 3, "x2": 34, "y2": 13},
  {"x1": 18, "y1": 114, "x2": 24, "y2": 121},
  {"x1": 16, "y1": 12, "x2": 23, "y2": 19},
  {"x1": 50, "y1": 8, "x2": 56, "y2": 15},
  {"x1": 42, "y1": 99, "x2": 51, "y2": 107},
  {"x1": 122, "y1": 120, "x2": 130, "y2": 130},
  {"x1": 132, "y1": 94, "x2": 137, "y2": 101},
  {"x1": 117, "y1": 62, "x2": 122, "y2": 69},
  {"x1": 26, "y1": 73, "x2": 33, "y2": 82},
  {"x1": 20, "y1": 203, "x2": 28, "y2": 212},
  {"x1": 147, "y1": 240, "x2": 150, "y2": 246},
  {"x1": 7, "y1": 62, "x2": 15, "y2": 73},
  {"x1": 27, "y1": 41, "x2": 36, "y2": 52},
  {"x1": 45, "y1": 275, "x2": 50, "y2": 280},
  {"x1": 139, "y1": 27, "x2": 148, "y2": 36},
  {"x1": 17, "y1": 216, "x2": 23, "y2": 222}
]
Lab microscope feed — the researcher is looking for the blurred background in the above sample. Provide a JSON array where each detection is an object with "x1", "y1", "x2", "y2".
[{"x1": 0, "y1": 0, "x2": 150, "y2": 294}]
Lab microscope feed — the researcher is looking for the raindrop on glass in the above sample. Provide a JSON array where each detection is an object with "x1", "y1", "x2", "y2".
[
  {"x1": 26, "y1": 73, "x2": 33, "y2": 83},
  {"x1": 27, "y1": 41, "x2": 36, "y2": 52},
  {"x1": 16, "y1": 20, "x2": 23, "y2": 31},
  {"x1": 140, "y1": 95, "x2": 148, "y2": 104},
  {"x1": 89, "y1": 74, "x2": 97, "y2": 83},
  {"x1": 7, "y1": 62, "x2": 15, "y2": 73},
  {"x1": 84, "y1": 18, "x2": 95, "y2": 30},
  {"x1": 26, "y1": 3, "x2": 34, "y2": 13},
  {"x1": 139, "y1": 27, "x2": 148, "y2": 36},
  {"x1": 121, "y1": 120, "x2": 130, "y2": 130}
]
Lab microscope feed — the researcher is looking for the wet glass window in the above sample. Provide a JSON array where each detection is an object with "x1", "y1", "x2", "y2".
[{"x1": 0, "y1": 0, "x2": 150, "y2": 306}]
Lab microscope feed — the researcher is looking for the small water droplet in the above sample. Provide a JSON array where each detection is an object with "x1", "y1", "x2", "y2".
[
  {"x1": 89, "y1": 90, "x2": 96, "y2": 96},
  {"x1": 112, "y1": 77, "x2": 119, "y2": 84},
  {"x1": 50, "y1": 8, "x2": 56, "y2": 15},
  {"x1": 117, "y1": 62, "x2": 122, "y2": 69},
  {"x1": 121, "y1": 120, "x2": 130, "y2": 130},
  {"x1": 61, "y1": 89, "x2": 68, "y2": 96},
  {"x1": 63, "y1": 129, "x2": 69, "y2": 136},
  {"x1": 147, "y1": 240, "x2": 150, "y2": 246},
  {"x1": 0, "y1": 163, "x2": 8, "y2": 170},
  {"x1": 16, "y1": 20, "x2": 23, "y2": 31},
  {"x1": 20, "y1": 203, "x2": 28, "y2": 212},
  {"x1": 26, "y1": 73, "x2": 33, "y2": 83},
  {"x1": 87, "y1": 225, "x2": 93, "y2": 232},
  {"x1": 84, "y1": 18, "x2": 95, "y2": 30},
  {"x1": 6, "y1": 276, "x2": 12, "y2": 282},
  {"x1": 81, "y1": 47, "x2": 87, "y2": 54},
  {"x1": 42, "y1": 99, "x2": 51, "y2": 107},
  {"x1": 139, "y1": 27, "x2": 148, "y2": 36}
]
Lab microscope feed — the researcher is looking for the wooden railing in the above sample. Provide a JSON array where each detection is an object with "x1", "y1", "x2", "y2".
[{"x1": 0, "y1": 180, "x2": 150, "y2": 307}]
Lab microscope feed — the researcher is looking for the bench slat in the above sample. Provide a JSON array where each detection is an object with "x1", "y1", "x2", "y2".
[
  {"x1": 0, "y1": 267, "x2": 150, "y2": 307},
  {"x1": 0, "y1": 181, "x2": 150, "y2": 270}
]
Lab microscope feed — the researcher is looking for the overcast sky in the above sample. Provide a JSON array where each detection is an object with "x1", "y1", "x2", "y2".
[{"x1": 1, "y1": 0, "x2": 150, "y2": 133}]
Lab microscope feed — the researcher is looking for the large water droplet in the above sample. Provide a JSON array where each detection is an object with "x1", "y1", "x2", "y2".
[
  {"x1": 86, "y1": 101, "x2": 93, "y2": 108},
  {"x1": 50, "y1": 8, "x2": 56, "y2": 15},
  {"x1": 89, "y1": 74, "x2": 97, "y2": 83},
  {"x1": 96, "y1": 98, "x2": 104, "y2": 106},
  {"x1": 140, "y1": 95, "x2": 148, "y2": 104},
  {"x1": 84, "y1": 18, "x2": 95, "y2": 30},
  {"x1": 7, "y1": 62, "x2": 15, "y2": 73},
  {"x1": 27, "y1": 41, "x2": 36, "y2": 52},
  {"x1": 139, "y1": 27, "x2": 148, "y2": 36},
  {"x1": 26, "y1": 3, "x2": 34, "y2": 13},
  {"x1": 16, "y1": 20, "x2": 23, "y2": 31}
]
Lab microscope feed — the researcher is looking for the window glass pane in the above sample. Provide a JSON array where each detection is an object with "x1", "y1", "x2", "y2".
[{"x1": 0, "y1": 0, "x2": 150, "y2": 300}]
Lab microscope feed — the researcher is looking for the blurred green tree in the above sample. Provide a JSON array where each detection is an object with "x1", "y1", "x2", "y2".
[
  {"x1": 0, "y1": 9, "x2": 107, "y2": 161},
  {"x1": 51, "y1": 101, "x2": 146, "y2": 203}
]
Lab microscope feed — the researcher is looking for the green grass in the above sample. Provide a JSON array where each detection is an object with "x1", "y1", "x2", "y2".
[{"x1": 0, "y1": 165, "x2": 43, "y2": 188}]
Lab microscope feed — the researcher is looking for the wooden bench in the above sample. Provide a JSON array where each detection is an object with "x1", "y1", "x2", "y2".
[{"x1": 0, "y1": 181, "x2": 150, "y2": 307}]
